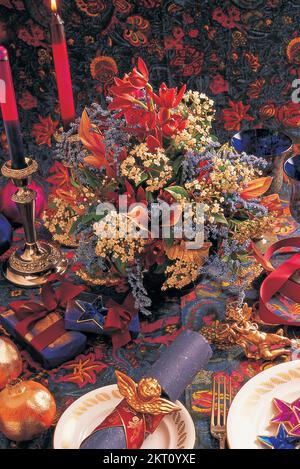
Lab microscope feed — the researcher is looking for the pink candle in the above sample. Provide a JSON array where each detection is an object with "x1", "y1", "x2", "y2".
[
  {"x1": 50, "y1": 0, "x2": 75, "y2": 130},
  {"x1": 0, "y1": 46, "x2": 26, "y2": 169}
]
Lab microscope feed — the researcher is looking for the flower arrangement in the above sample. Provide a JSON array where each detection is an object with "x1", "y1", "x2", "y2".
[{"x1": 45, "y1": 58, "x2": 282, "y2": 314}]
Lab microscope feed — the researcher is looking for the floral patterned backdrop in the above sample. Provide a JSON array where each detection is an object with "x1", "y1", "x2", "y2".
[{"x1": 0, "y1": 0, "x2": 300, "y2": 172}]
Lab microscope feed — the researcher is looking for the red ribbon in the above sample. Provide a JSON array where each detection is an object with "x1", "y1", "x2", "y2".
[
  {"x1": 249, "y1": 237, "x2": 300, "y2": 325},
  {"x1": 9, "y1": 280, "x2": 85, "y2": 352},
  {"x1": 104, "y1": 294, "x2": 138, "y2": 351}
]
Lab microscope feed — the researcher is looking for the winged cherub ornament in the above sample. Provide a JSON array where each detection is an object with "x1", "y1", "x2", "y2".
[{"x1": 116, "y1": 370, "x2": 181, "y2": 415}]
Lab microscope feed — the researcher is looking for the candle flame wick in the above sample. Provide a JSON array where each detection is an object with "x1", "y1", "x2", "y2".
[{"x1": 51, "y1": 0, "x2": 57, "y2": 12}]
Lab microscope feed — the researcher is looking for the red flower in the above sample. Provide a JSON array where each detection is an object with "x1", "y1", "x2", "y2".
[
  {"x1": 31, "y1": 115, "x2": 59, "y2": 147},
  {"x1": 47, "y1": 162, "x2": 71, "y2": 188},
  {"x1": 19, "y1": 90, "x2": 38, "y2": 110},
  {"x1": 209, "y1": 74, "x2": 229, "y2": 94},
  {"x1": 109, "y1": 58, "x2": 149, "y2": 103},
  {"x1": 52, "y1": 352, "x2": 108, "y2": 388},
  {"x1": 161, "y1": 113, "x2": 186, "y2": 138},
  {"x1": 170, "y1": 47, "x2": 204, "y2": 76},
  {"x1": 149, "y1": 83, "x2": 186, "y2": 109},
  {"x1": 277, "y1": 101, "x2": 300, "y2": 127},
  {"x1": 109, "y1": 57, "x2": 186, "y2": 145},
  {"x1": 222, "y1": 100, "x2": 254, "y2": 131},
  {"x1": 143, "y1": 240, "x2": 166, "y2": 268}
]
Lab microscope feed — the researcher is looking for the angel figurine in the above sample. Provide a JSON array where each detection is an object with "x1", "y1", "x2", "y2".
[
  {"x1": 201, "y1": 302, "x2": 292, "y2": 361},
  {"x1": 116, "y1": 371, "x2": 181, "y2": 415}
]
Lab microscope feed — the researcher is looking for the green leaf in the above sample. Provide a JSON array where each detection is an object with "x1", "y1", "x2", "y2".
[
  {"x1": 137, "y1": 172, "x2": 148, "y2": 187},
  {"x1": 69, "y1": 212, "x2": 105, "y2": 235},
  {"x1": 70, "y1": 178, "x2": 80, "y2": 189},
  {"x1": 230, "y1": 218, "x2": 243, "y2": 225},
  {"x1": 48, "y1": 201, "x2": 57, "y2": 209},
  {"x1": 165, "y1": 185, "x2": 189, "y2": 201},
  {"x1": 164, "y1": 229, "x2": 174, "y2": 247},
  {"x1": 55, "y1": 225, "x2": 63, "y2": 235},
  {"x1": 213, "y1": 213, "x2": 228, "y2": 225},
  {"x1": 113, "y1": 258, "x2": 127, "y2": 276},
  {"x1": 146, "y1": 191, "x2": 153, "y2": 203},
  {"x1": 83, "y1": 168, "x2": 100, "y2": 189},
  {"x1": 172, "y1": 156, "x2": 183, "y2": 176}
]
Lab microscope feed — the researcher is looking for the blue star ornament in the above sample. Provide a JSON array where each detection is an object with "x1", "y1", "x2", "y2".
[
  {"x1": 75, "y1": 293, "x2": 108, "y2": 332},
  {"x1": 258, "y1": 423, "x2": 300, "y2": 449}
]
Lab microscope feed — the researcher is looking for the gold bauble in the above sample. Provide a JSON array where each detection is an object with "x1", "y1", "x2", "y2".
[
  {"x1": 0, "y1": 380, "x2": 56, "y2": 441},
  {"x1": 0, "y1": 337, "x2": 22, "y2": 390}
]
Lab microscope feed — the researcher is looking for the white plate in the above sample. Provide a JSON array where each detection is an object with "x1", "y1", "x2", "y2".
[
  {"x1": 227, "y1": 360, "x2": 300, "y2": 449},
  {"x1": 54, "y1": 384, "x2": 195, "y2": 449}
]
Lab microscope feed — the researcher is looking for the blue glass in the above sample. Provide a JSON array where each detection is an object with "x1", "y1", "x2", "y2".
[
  {"x1": 231, "y1": 129, "x2": 292, "y2": 194},
  {"x1": 284, "y1": 155, "x2": 300, "y2": 223}
]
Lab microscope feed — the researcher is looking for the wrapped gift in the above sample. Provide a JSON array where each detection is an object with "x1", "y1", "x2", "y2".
[
  {"x1": 65, "y1": 293, "x2": 140, "y2": 349},
  {"x1": 80, "y1": 329, "x2": 212, "y2": 449},
  {"x1": 0, "y1": 280, "x2": 87, "y2": 369}
]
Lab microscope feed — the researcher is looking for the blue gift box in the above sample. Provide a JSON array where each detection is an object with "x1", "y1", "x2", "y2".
[
  {"x1": 65, "y1": 292, "x2": 140, "y2": 337},
  {"x1": 0, "y1": 309, "x2": 87, "y2": 369}
]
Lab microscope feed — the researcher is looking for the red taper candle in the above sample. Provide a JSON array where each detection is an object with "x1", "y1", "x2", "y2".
[
  {"x1": 50, "y1": 0, "x2": 75, "y2": 130},
  {"x1": 0, "y1": 46, "x2": 26, "y2": 169}
]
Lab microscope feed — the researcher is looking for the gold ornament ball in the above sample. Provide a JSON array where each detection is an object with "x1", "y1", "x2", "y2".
[
  {"x1": 0, "y1": 380, "x2": 56, "y2": 441},
  {"x1": 0, "y1": 337, "x2": 22, "y2": 390}
]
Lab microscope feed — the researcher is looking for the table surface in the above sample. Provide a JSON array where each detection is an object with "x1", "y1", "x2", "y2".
[{"x1": 0, "y1": 183, "x2": 299, "y2": 450}]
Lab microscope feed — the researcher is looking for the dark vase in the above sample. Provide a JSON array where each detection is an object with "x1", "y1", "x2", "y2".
[
  {"x1": 143, "y1": 265, "x2": 199, "y2": 307},
  {"x1": 231, "y1": 128, "x2": 293, "y2": 194},
  {"x1": 284, "y1": 155, "x2": 300, "y2": 224}
]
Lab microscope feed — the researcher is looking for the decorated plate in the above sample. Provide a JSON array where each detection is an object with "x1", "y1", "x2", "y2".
[
  {"x1": 227, "y1": 360, "x2": 300, "y2": 449},
  {"x1": 54, "y1": 384, "x2": 195, "y2": 449}
]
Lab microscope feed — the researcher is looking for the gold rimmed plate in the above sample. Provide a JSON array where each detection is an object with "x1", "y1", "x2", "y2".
[
  {"x1": 227, "y1": 360, "x2": 300, "y2": 449},
  {"x1": 54, "y1": 384, "x2": 196, "y2": 449}
]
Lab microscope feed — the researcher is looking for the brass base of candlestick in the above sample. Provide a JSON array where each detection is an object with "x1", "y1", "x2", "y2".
[
  {"x1": 3, "y1": 241, "x2": 68, "y2": 287},
  {"x1": 1, "y1": 159, "x2": 68, "y2": 288}
]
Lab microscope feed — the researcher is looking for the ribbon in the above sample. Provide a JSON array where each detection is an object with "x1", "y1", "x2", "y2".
[
  {"x1": 9, "y1": 279, "x2": 85, "y2": 352},
  {"x1": 104, "y1": 294, "x2": 138, "y2": 351},
  {"x1": 249, "y1": 237, "x2": 300, "y2": 325},
  {"x1": 81, "y1": 399, "x2": 164, "y2": 449}
]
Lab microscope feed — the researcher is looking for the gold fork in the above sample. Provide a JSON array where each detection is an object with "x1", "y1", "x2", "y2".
[{"x1": 210, "y1": 375, "x2": 232, "y2": 449}]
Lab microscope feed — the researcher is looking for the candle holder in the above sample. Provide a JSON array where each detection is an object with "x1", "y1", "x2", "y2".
[{"x1": 1, "y1": 158, "x2": 68, "y2": 287}]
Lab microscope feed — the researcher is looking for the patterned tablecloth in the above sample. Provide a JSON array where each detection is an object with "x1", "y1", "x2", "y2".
[{"x1": 0, "y1": 183, "x2": 299, "y2": 450}]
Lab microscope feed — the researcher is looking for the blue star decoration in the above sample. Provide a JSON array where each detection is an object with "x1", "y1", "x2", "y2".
[
  {"x1": 258, "y1": 423, "x2": 300, "y2": 449},
  {"x1": 75, "y1": 293, "x2": 108, "y2": 332}
]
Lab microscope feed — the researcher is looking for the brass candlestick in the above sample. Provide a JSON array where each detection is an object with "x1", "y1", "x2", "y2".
[{"x1": 1, "y1": 158, "x2": 68, "y2": 287}]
